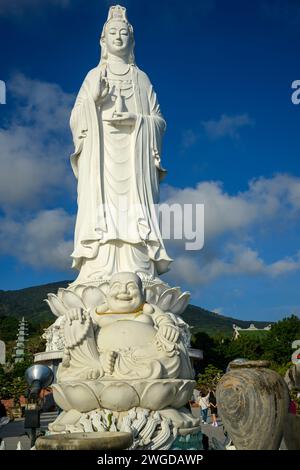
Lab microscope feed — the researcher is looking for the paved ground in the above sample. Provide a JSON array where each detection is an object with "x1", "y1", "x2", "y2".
[
  {"x1": 190, "y1": 406, "x2": 228, "y2": 449},
  {"x1": 0, "y1": 413, "x2": 288, "y2": 450},
  {"x1": 0, "y1": 411, "x2": 58, "y2": 450},
  {"x1": 0, "y1": 408, "x2": 226, "y2": 450},
  {"x1": 3, "y1": 405, "x2": 288, "y2": 451},
  {"x1": 200, "y1": 417, "x2": 228, "y2": 449}
]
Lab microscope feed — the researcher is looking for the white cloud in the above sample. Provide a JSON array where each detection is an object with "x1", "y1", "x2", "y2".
[
  {"x1": 247, "y1": 174, "x2": 300, "y2": 212},
  {"x1": 0, "y1": 209, "x2": 74, "y2": 270},
  {"x1": 266, "y1": 255, "x2": 300, "y2": 276},
  {"x1": 162, "y1": 174, "x2": 300, "y2": 241},
  {"x1": 0, "y1": 74, "x2": 75, "y2": 211},
  {"x1": 162, "y1": 174, "x2": 300, "y2": 286},
  {"x1": 0, "y1": 74, "x2": 76, "y2": 271},
  {"x1": 168, "y1": 245, "x2": 300, "y2": 286},
  {"x1": 202, "y1": 113, "x2": 254, "y2": 140}
]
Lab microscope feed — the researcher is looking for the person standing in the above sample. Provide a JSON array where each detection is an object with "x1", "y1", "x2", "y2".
[
  {"x1": 209, "y1": 390, "x2": 218, "y2": 427},
  {"x1": 198, "y1": 390, "x2": 210, "y2": 424},
  {"x1": 288, "y1": 398, "x2": 297, "y2": 415}
]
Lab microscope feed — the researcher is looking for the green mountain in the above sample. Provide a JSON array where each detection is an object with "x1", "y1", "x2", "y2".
[
  {"x1": 0, "y1": 281, "x2": 71, "y2": 323},
  {"x1": 0, "y1": 281, "x2": 271, "y2": 336},
  {"x1": 183, "y1": 304, "x2": 271, "y2": 336}
]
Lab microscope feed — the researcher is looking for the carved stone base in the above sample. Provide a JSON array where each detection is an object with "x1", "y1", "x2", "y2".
[
  {"x1": 48, "y1": 406, "x2": 201, "y2": 450},
  {"x1": 53, "y1": 378, "x2": 195, "y2": 412}
]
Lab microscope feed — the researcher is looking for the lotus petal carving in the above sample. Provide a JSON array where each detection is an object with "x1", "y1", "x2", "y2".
[
  {"x1": 98, "y1": 383, "x2": 139, "y2": 411},
  {"x1": 53, "y1": 379, "x2": 195, "y2": 413},
  {"x1": 52, "y1": 382, "x2": 100, "y2": 412},
  {"x1": 140, "y1": 382, "x2": 178, "y2": 410},
  {"x1": 81, "y1": 286, "x2": 106, "y2": 310},
  {"x1": 59, "y1": 289, "x2": 85, "y2": 309},
  {"x1": 44, "y1": 294, "x2": 68, "y2": 318}
]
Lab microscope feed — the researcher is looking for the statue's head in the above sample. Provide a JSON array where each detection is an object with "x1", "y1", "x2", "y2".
[
  {"x1": 107, "y1": 272, "x2": 144, "y2": 313},
  {"x1": 100, "y1": 5, "x2": 135, "y2": 64}
]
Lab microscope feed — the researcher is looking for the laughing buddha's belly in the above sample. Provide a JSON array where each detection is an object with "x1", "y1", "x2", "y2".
[{"x1": 97, "y1": 319, "x2": 156, "y2": 350}]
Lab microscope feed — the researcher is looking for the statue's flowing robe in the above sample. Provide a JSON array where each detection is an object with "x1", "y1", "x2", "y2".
[{"x1": 70, "y1": 64, "x2": 172, "y2": 279}]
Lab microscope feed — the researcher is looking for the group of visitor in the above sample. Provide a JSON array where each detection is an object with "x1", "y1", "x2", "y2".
[{"x1": 192, "y1": 387, "x2": 219, "y2": 427}]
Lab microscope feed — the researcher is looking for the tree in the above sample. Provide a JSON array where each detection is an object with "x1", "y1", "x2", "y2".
[
  {"x1": 7, "y1": 377, "x2": 27, "y2": 405},
  {"x1": 11, "y1": 359, "x2": 32, "y2": 380},
  {"x1": 192, "y1": 315, "x2": 300, "y2": 374},
  {"x1": 0, "y1": 316, "x2": 19, "y2": 342},
  {"x1": 26, "y1": 335, "x2": 46, "y2": 356},
  {"x1": 223, "y1": 334, "x2": 266, "y2": 363},
  {"x1": 197, "y1": 364, "x2": 223, "y2": 390},
  {"x1": 0, "y1": 360, "x2": 31, "y2": 402},
  {"x1": 192, "y1": 331, "x2": 228, "y2": 370},
  {"x1": 262, "y1": 315, "x2": 300, "y2": 364}
]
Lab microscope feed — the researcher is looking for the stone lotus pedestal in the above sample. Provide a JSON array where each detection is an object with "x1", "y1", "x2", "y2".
[
  {"x1": 45, "y1": 275, "x2": 201, "y2": 450},
  {"x1": 52, "y1": 379, "x2": 194, "y2": 413}
]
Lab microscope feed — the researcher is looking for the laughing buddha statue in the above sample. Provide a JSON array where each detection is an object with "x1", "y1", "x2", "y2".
[{"x1": 57, "y1": 272, "x2": 194, "y2": 383}]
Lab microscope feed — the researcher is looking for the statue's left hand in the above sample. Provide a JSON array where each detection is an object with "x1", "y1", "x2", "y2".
[
  {"x1": 155, "y1": 324, "x2": 180, "y2": 354},
  {"x1": 159, "y1": 324, "x2": 180, "y2": 344},
  {"x1": 106, "y1": 112, "x2": 137, "y2": 127}
]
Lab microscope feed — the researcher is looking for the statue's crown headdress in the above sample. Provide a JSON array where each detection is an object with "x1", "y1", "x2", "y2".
[
  {"x1": 107, "y1": 5, "x2": 128, "y2": 23},
  {"x1": 100, "y1": 5, "x2": 135, "y2": 66}
]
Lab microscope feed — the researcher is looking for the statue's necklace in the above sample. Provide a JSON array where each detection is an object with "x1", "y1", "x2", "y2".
[
  {"x1": 107, "y1": 63, "x2": 130, "y2": 76},
  {"x1": 96, "y1": 303, "x2": 145, "y2": 317}
]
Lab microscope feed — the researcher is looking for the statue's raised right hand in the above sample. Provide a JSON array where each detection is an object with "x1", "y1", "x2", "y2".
[{"x1": 93, "y1": 69, "x2": 109, "y2": 104}]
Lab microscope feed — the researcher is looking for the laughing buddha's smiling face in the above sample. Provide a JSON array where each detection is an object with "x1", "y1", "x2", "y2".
[{"x1": 107, "y1": 272, "x2": 144, "y2": 313}]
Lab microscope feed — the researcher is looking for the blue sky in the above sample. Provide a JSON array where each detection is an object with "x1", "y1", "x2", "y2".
[{"x1": 0, "y1": 0, "x2": 299, "y2": 322}]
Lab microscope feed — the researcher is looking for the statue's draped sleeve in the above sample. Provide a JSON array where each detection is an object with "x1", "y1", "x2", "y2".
[{"x1": 69, "y1": 67, "x2": 107, "y2": 268}]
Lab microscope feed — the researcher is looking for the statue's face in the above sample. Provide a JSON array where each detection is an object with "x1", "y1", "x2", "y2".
[
  {"x1": 104, "y1": 20, "x2": 131, "y2": 57},
  {"x1": 107, "y1": 273, "x2": 143, "y2": 313}
]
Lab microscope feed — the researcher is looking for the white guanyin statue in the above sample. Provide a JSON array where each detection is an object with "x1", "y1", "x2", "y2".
[
  {"x1": 45, "y1": 5, "x2": 200, "y2": 449},
  {"x1": 69, "y1": 4, "x2": 172, "y2": 284}
]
